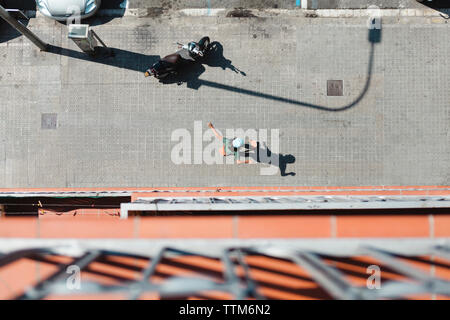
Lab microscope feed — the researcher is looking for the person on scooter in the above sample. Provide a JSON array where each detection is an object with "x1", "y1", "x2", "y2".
[{"x1": 183, "y1": 42, "x2": 203, "y2": 57}]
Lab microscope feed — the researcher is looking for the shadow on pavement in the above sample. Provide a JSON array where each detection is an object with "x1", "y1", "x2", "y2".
[
  {"x1": 0, "y1": 0, "x2": 33, "y2": 43},
  {"x1": 204, "y1": 41, "x2": 246, "y2": 76},
  {"x1": 157, "y1": 28, "x2": 381, "y2": 112},
  {"x1": 46, "y1": 45, "x2": 159, "y2": 73},
  {"x1": 0, "y1": 20, "x2": 28, "y2": 43},
  {"x1": 196, "y1": 29, "x2": 380, "y2": 112},
  {"x1": 243, "y1": 142, "x2": 296, "y2": 177},
  {"x1": 157, "y1": 62, "x2": 206, "y2": 88},
  {"x1": 45, "y1": 28, "x2": 381, "y2": 112},
  {"x1": 418, "y1": 0, "x2": 450, "y2": 17}
]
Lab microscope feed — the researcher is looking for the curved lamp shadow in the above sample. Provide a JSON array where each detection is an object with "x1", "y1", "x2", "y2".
[
  {"x1": 196, "y1": 29, "x2": 379, "y2": 112},
  {"x1": 162, "y1": 28, "x2": 381, "y2": 112},
  {"x1": 198, "y1": 43, "x2": 374, "y2": 112}
]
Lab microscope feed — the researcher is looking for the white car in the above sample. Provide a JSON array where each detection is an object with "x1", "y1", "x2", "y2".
[{"x1": 36, "y1": 0, "x2": 101, "y2": 21}]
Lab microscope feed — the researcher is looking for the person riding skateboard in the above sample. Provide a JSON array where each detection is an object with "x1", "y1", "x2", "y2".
[{"x1": 207, "y1": 122, "x2": 257, "y2": 164}]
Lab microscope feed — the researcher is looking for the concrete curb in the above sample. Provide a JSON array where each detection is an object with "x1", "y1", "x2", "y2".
[
  {"x1": 315, "y1": 8, "x2": 450, "y2": 18},
  {"x1": 125, "y1": 7, "x2": 450, "y2": 18},
  {"x1": 1, "y1": 185, "x2": 449, "y2": 198},
  {"x1": 29, "y1": 8, "x2": 450, "y2": 19}
]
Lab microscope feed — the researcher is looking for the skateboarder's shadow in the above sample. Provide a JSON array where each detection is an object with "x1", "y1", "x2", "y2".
[
  {"x1": 204, "y1": 42, "x2": 246, "y2": 76},
  {"x1": 242, "y1": 143, "x2": 296, "y2": 176}
]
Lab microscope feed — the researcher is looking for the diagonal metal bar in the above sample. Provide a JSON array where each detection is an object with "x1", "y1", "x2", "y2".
[
  {"x1": 363, "y1": 246, "x2": 436, "y2": 282},
  {"x1": 222, "y1": 248, "x2": 247, "y2": 300},
  {"x1": 47, "y1": 277, "x2": 229, "y2": 299},
  {"x1": 164, "y1": 247, "x2": 249, "y2": 299},
  {"x1": 128, "y1": 247, "x2": 167, "y2": 300},
  {"x1": 0, "y1": 248, "x2": 54, "y2": 268},
  {"x1": 129, "y1": 246, "x2": 225, "y2": 300},
  {"x1": 362, "y1": 246, "x2": 450, "y2": 296},
  {"x1": 431, "y1": 246, "x2": 450, "y2": 262},
  {"x1": 47, "y1": 281, "x2": 147, "y2": 296},
  {"x1": 163, "y1": 247, "x2": 219, "y2": 260},
  {"x1": 158, "y1": 277, "x2": 229, "y2": 298},
  {"x1": 372, "y1": 280, "x2": 447, "y2": 299},
  {"x1": 2, "y1": 241, "x2": 449, "y2": 300},
  {"x1": 292, "y1": 252, "x2": 366, "y2": 300},
  {"x1": 229, "y1": 248, "x2": 264, "y2": 300},
  {"x1": 17, "y1": 250, "x2": 100, "y2": 300},
  {"x1": 235, "y1": 250, "x2": 262, "y2": 299}
]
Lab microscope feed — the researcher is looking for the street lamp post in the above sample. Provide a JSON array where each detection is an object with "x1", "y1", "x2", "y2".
[{"x1": 0, "y1": 5, "x2": 48, "y2": 51}]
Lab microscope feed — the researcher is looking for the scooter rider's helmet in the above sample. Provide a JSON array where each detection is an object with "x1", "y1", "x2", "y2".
[{"x1": 188, "y1": 42, "x2": 197, "y2": 52}]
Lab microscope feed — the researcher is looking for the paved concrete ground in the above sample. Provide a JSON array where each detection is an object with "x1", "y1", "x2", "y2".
[{"x1": 0, "y1": 14, "x2": 449, "y2": 188}]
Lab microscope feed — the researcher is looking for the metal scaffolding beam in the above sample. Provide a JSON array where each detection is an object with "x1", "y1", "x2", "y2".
[
  {"x1": 0, "y1": 238, "x2": 448, "y2": 300},
  {"x1": 17, "y1": 251, "x2": 100, "y2": 300}
]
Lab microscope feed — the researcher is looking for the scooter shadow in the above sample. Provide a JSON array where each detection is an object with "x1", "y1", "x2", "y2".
[
  {"x1": 203, "y1": 41, "x2": 246, "y2": 76},
  {"x1": 158, "y1": 62, "x2": 206, "y2": 90}
]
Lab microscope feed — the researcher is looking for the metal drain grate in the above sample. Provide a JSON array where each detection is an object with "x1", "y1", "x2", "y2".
[
  {"x1": 327, "y1": 80, "x2": 343, "y2": 96},
  {"x1": 41, "y1": 113, "x2": 57, "y2": 129}
]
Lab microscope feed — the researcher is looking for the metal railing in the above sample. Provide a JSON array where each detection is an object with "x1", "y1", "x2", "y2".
[{"x1": 0, "y1": 238, "x2": 448, "y2": 300}]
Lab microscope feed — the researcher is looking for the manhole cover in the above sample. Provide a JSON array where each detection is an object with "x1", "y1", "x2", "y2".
[
  {"x1": 327, "y1": 80, "x2": 343, "y2": 96},
  {"x1": 41, "y1": 113, "x2": 57, "y2": 129}
]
